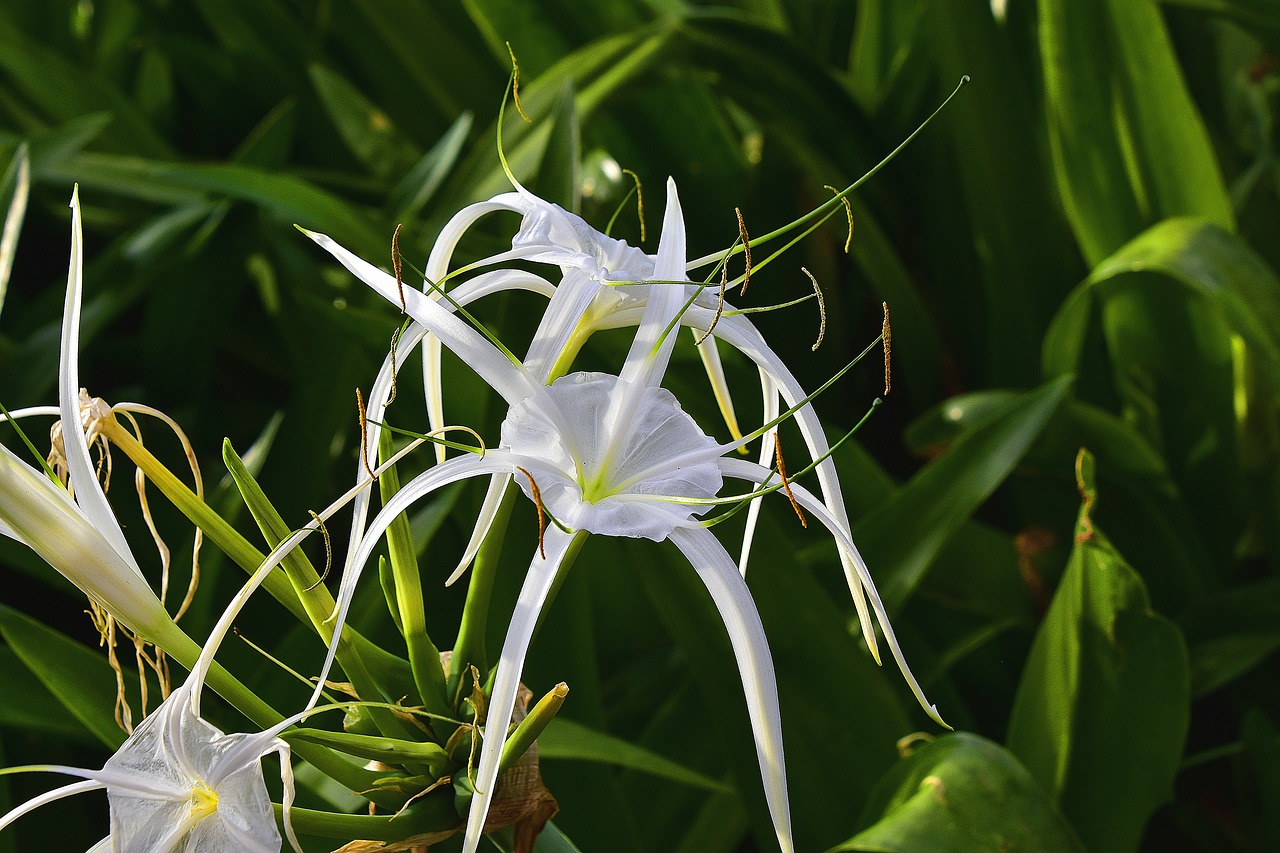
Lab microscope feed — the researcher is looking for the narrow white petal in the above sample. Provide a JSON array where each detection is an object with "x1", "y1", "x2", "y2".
[
  {"x1": 522, "y1": 270, "x2": 603, "y2": 381},
  {"x1": 424, "y1": 194, "x2": 527, "y2": 285},
  {"x1": 302, "y1": 228, "x2": 534, "y2": 406},
  {"x1": 446, "y1": 473, "x2": 512, "y2": 586},
  {"x1": 85, "y1": 836, "x2": 111, "y2": 853},
  {"x1": 694, "y1": 329, "x2": 744, "y2": 442},
  {"x1": 668, "y1": 526, "x2": 794, "y2": 853},
  {"x1": 462, "y1": 526, "x2": 578, "y2": 853},
  {"x1": 422, "y1": 269, "x2": 555, "y2": 464},
  {"x1": 619, "y1": 179, "x2": 686, "y2": 390},
  {"x1": 311, "y1": 453, "x2": 513, "y2": 709},
  {"x1": 718, "y1": 458, "x2": 945, "y2": 727},
  {"x1": 738, "y1": 367, "x2": 777, "y2": 577},
  {"x1": 0, "y1": 779, "x2": 103, "y2": 832},
  {"x1": 58, "y1": 189, "x2": 141, "y2": 575}
]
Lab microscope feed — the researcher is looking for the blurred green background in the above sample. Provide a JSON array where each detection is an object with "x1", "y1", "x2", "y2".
[{"x1": 2, "y1": 1, "x2": 1279, "y2": 851}]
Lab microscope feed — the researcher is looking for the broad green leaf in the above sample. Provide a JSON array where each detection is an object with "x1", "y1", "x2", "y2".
[
  {"x1": 309, "y1": 64, "x2": 421, "y2": 181},
  {"x1": 0, "y1": 645, "x2": 91, "y2": 740},
  {"x1": 531, "y1": 81, "x2": 582, "y2": 213},
  {"x1": 1038, "y1": 0, "x2": 1233, "y2": 266},
  {"x1": 926, "y1": 0, "x2": 1078, "y2": 385},
  {"x1": 45, "y1": 155, "x2": 387, "y2": 257},
  {"x1": 0, "y1": 605, "x2": 126, "y2": 749},
  {"x1": 832, "y1": 732, "x2": 1084, "y2": 853},
  {"x1": 538, "y1": 717, "x2": 732, "y2": 794},
  {"x1": 0, "y1": 16, "x2": 171, "y2": 157},
  {"x1": 856, "y1": 376, "x2": 1072, "y2": 612},
  {"x1": 0, "y1": 140, "x2": 28, "y2": 319},
  {"x1": 1043, "y1": 218, "x2": 1280, "y2": 562},
  {"x1": 1006, "y1": 450, "x2": 1190, "y2": 853},
  {"x1": 387, "y1": 112, "x2": 473, "y2": 223}
]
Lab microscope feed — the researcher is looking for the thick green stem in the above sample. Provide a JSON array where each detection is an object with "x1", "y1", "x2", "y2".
[
  {"x1": 102, "y1": 419, "x2": 406, "y2": 689},
  {"x1": 378, "y1": 429, "x2": 450, "y2": 719},
  {"x1": 448, "y1": 482, "x2": 517, "y2": 701},
  {"x1": 220, "y1": 440, "x2": 423, "y2": 746}
]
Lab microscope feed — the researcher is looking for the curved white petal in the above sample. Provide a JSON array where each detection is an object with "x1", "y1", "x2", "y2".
[
  {"x1": 0, "y1": 779, "x2": 103, "y2": 832},
  {"x1": 59, "y1": 189, "x2": 141, "y2": 575},
  {"x1": 620, "y1": 179, "x2": 686, "y2": 391},
  {"x1": 312, "y1": 453, "x2": 514, "y2": 709},
  {"x1": 424, "y1": 194, "x2": 528, "y2": 285},
  {"x1": 522, "y1": 269, "x2": 603, "y2": 381},
  {"x1": 302, "y1": 229, "x2": 533, "y2": 406},
  {"x1": 738, "y1": 366, "x2": 778, "y2": 577},
  {"x1": 462, "y1": 526, "x2": 578, "y2": 853},
  {"x1": 718, "y1": 458, "x2": 945, "y2": 727},
  {"x1": 668, "y1": 526, "x2": 794, "y2": 853},
  {"x1": 609, "y1": 302, "x2": 879, "y2": 656},
  {"x1": 446, "y1": 472, "x2": 512, "y2": 587}
]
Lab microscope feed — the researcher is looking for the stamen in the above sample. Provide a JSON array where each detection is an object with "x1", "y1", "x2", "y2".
[
  {"x1": 622, "y1": 168, "x2": 646, "y2": 242},
  {"x1": 391, "y1": 223, "x2": 406, "y2": 313},
  {"x1": 882, "y1": 301, "x2": 892, "y2": 396},
  {"x1": 507, "y1": 43, "x2": 532, "y2": 124},
  {"x1": 304, "y1": 510, "x2": 332, "y2": 591},
  {"x1": 824, "y1": 185, "x2": 854, "y2": 252},
  {"x1": 386, "y1": 322, "x2": 404, "y2": 405},
  {"x1": 356, "y1": 388, "x2": 376, "y2": 481},
  {"x1": 774, "y1": 432, "x2": 807, "y2": 528},
  {"x1": 516, "y1": 466, "x2": 547, "y2": 559},
  {"x1": 803, "y1": 268, "x2": 825, "y2": 351},
  {"x1": 694, "y1": 259, "x2": 728, "y2": 346},
  {"x1": 736, "y1": 208, "x2": 753, "y2": 295}
]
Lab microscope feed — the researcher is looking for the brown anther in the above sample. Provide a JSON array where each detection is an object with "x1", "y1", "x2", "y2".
[
  {"x1": 391, "y1": 223, "x2": 406, "y2": 313},
  {"x1": 516, "y1": 466, "x2": 547, "y2": 559},
  {"x1": 736, "y1": 208, "x2": 752, "y2": 296},
  {"x1": 804, "y1": 268, "x2": 825, "y2": 351},
  {"x1": 622, "y1": 168, "x2": 646, "y2": 242},
  {"x1": 881, "y1": 301, "x2": 892, "y2": 396},
  {"x1": 774, "y1": 432, "x2": 807, "y2": 528},
  {"x1": 356, "y1": 388, "x2": 376, "y2": 481},
  {"x1": 824, "y1": 185, "x2": 854, "y2": 253},
  {"x1": 695, "y1": 260, "x2": 728, "y2": 346},
  {"x1": 304, "y1": 510, "x2": 332, "y2": 591},
  {"x1": 387, "y1": 324, "x2": 402, "y2": 405},
  {"x1": 507, "y1": 43, "x2": 532, "y2": 123}
]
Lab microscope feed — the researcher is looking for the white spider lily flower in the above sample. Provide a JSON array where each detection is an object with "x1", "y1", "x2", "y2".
[
  {"x1": 353, "y1": 183, "x2": 885, "y2": 665},
  {"x1": 305, "y1": 179, "x2": 942, "y2": 853},
  {"x1": 0, "y1": 189, "x2": 310, "y2": 853},
  {"x1": 0, "y1": 189, "x2": 183, "y2": 648},
  {"x1": 0, "y1": 677, "x2": 300, "y2": 853}
]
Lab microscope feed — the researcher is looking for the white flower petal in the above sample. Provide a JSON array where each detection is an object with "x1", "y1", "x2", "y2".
[
  {"x1": 302, "y1": 228, "x2": 534, "y2": 407},
  {"x1": 619, "y1": 179, "x2": 686, "y2": 390},
  {"x1": 0, "y1": 779, "x2": 103, "y2": 832},
  {"x1": 58, "y1": 189, "x2": 141, "y2": 575},
  {"x1": 668, "y1": 526, "x2": 794, "y2": 853},
  {"x1": 446, "y1": 472, "x2": 512, "y2": 587},
  {"x1": 313, "y1": 453, "x2": 513, "y2": 709},
  {"x1": 462, "y1": 526, "x2": 578, "y2": 853},
  {"x1": 718, "y1": 458, "x2": 945, "y2": 727}
]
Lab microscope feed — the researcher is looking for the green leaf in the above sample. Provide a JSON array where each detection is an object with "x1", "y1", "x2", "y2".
[
  {"x1": 1043, "y1": 218, "x2": 1280, "y2": 562},
  {"x1": 1037, "y1": 0, "x2": 1233, "y2": 266},
  {"x1": 309, "y1": 64, "x2": 421, "y2": 181},
  {"x1": 0, "y1": 604, "x2": 126, "y2": 749},
  {"x1": 538, "y1": 717, "x2": 733, "y2": 794},
  {"x1": 387, "y1": 111, "x2": 473, "y2": 223},
  {"x1": 1006, "y1": 449, "x2": 1190, "y2": 853},
  {"x1": 856, "y1": 376, "x2": 1073, "y2": 612},
  {"x1": 832, "y1": 732, "x2": 1085, "y2": 853},
  {"x1": 531, "y1": 81, "x2": 582, "y2": 213},
  {"x1": 0, "y1": 645, "x2": 92, "y2": 740}
]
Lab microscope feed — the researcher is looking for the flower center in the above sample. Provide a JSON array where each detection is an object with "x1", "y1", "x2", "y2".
[
  {"x1": 500, "y1": 372, "x2": 722, "y2": 541},
  {"x1": 189, "y1": 780, "x2": 219, "y2": 821}
]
